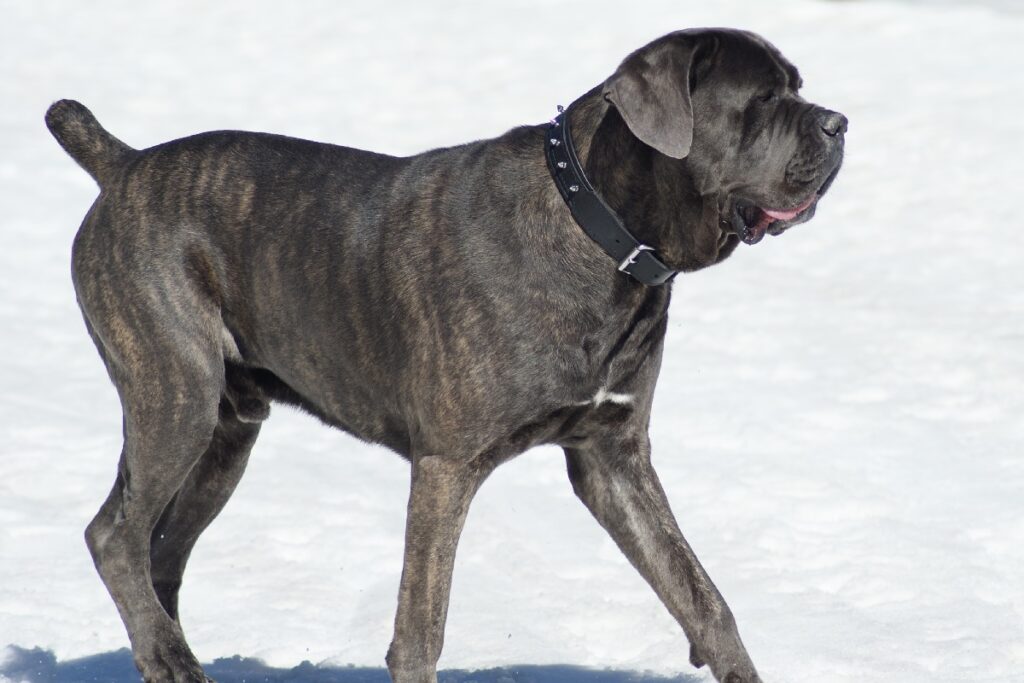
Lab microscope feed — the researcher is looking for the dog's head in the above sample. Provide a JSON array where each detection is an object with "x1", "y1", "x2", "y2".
[{"x1": 603, "y1": 28, "x2": 846, "y2": 247}]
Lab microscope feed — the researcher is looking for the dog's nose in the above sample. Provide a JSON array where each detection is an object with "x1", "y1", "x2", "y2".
[{"x1": 819, "y1": 110, "x2": 848, "y2": 138}]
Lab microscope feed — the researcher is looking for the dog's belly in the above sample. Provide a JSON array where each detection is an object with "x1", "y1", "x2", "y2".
[{"x1": 230, "y1": 296, "x2": 615, "y2": 460}]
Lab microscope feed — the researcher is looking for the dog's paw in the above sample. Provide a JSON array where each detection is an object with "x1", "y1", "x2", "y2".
[
  {"x1": 133, "y1": 632, "x2": 208, "y2": 683},
  {"x1": 689, "y1": 647, "x2": 760, "y2": 683},
  {"x1": 691, "y1": 646, "x2": 761, "y2": 683},
  {"x1": 687, "y1": 613, "x2": 761, "y2": 683},
  {"x1": 723, "y1": 672, "x2": 761, "y2": 683}
]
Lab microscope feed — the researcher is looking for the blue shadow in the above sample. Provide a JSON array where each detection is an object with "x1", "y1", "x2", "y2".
[{"x1": 2, "y1": 646, "x2": 701, "y2": 683}]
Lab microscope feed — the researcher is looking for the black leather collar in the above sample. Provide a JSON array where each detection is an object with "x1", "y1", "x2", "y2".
[{"x1": 545, "y1": 107, "x2": 676, "y2": 286}]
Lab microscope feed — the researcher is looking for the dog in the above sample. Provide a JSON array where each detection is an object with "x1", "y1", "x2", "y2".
[{"x1": 47, "y1": 28, "x2": 845, "y2": 683}]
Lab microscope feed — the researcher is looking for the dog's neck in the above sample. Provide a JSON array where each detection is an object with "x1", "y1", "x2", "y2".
[{"x1": 565, "y1": 88, "x2": 738, "y2": 273}]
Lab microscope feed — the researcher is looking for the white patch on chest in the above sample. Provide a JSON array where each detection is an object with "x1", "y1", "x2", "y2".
[{"x1": 591, "y1": 387, "x2": 633, "y2": 406}]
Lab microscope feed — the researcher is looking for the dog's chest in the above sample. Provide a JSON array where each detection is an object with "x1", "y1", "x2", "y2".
[{"x1": 474, "y1": 285, "x2": 672, "y2": 455}]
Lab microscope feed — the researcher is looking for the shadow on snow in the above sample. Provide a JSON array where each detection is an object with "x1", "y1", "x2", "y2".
[{"x1": 1, "y1": 646, "x2": 702, "y2": 683}]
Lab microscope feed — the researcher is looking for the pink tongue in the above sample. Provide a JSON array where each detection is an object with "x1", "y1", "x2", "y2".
[{"x1": 762, "y1": 196, "x2": 816, "y2": 221}]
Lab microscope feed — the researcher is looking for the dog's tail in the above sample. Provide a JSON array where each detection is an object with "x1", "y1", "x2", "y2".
[{"x1": 45, "y1": 99, "x2": 136, "y2": 186}]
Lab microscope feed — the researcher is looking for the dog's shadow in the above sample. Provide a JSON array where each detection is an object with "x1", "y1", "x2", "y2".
[{"x1": 1, "y1": 646, "x2": 702, "y2": 683}]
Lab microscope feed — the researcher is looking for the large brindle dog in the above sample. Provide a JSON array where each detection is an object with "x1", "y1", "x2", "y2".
[{"x1": 47, "y1": 28, "x2": 845, "y2": 683}]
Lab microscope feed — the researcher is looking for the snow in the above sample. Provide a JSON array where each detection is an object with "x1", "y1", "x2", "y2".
[{"x1": 2, "y1": 0, "x2": 1023, "y2": 681}]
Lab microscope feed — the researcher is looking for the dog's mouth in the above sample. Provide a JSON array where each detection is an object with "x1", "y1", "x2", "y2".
[
  {"x1": 730, "y1": 195, "x2": 817, "y2": 245},
  {"x1": 728, "y1": 162, "x2": 842, "y2": 246}
]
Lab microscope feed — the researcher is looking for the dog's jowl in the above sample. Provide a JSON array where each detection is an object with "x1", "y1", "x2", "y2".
[{"x1": 48, "y1": 28, "x2": 844, "y2": 683}]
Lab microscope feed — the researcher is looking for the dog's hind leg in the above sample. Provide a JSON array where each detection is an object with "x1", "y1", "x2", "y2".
[
  {"x1": 149, "y1": 391, "x2": 263, "y2": 623},
  {"x1": 386, "y1": 454, "x2": 494, "y2": 683},
  {"x1": 78, "y1": 264, "x2": 227, "y2": 681},
  {"x1": 86, "y1": 361, "x2": 223, "y2": 683},
  {"x1": 564, "y1": 437, "x2": 761, "y2": 683}
]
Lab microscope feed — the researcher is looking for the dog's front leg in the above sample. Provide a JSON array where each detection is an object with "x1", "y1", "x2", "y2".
[
  {"x1": 386, "y1": 454, "x2": 493, "y2": 683},
  {"x1": 564, "y1": 437, "x2": 761, "y2": 683}
]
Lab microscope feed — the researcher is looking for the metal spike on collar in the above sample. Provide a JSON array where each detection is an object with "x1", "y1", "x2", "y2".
[{"x1": 550, "y1": 104, "x2": 565, "y2": 127}]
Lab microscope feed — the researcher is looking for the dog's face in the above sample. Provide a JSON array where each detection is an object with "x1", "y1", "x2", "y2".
[{"x1": 604, "y1": 28, "x2": 846, "y2": 246}]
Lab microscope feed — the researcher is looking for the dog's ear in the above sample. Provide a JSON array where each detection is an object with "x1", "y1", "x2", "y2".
[{"x1": 602, "y1": 32, "x2": 712, "y2": 160}]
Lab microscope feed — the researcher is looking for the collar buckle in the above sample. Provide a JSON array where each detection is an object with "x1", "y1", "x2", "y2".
[{"x1": 618, "y1": 244, "x2": 654, "y2": 273}]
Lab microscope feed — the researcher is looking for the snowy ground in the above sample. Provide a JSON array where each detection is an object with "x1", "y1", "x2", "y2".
[{"x1": 2, "y1": 1, "x2": 1022, "y2": 682}]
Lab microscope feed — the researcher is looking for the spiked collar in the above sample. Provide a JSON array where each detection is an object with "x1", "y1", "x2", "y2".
[{"x1": 544, "y1": 107, "x2": 676, "y2": 286}]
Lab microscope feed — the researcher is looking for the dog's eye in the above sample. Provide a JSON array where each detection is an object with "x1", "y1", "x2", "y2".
[{"x1": 759, "y1": 90, "x2": 776, "y2": 103}]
